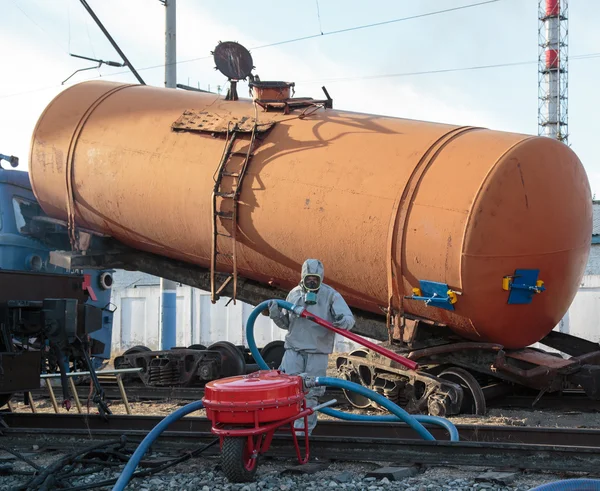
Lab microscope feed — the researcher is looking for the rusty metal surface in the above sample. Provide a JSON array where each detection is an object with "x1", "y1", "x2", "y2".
[
  {"x1": 506, "y1": 348, "x2": 575, "y2": 368},
  {"x1": 250, "y1": 81, "x2": 294, "y2": 101},
  {"x1": 212, "y1": 41, "x2": 253, "y2": 81},
  {"x1": 574, "y1": 351, "x2": 600, "y2": 365},
  {"x1": 29, "y1": 80, "x2": 592, "y2": 349},
  {"x1": 493, "y1": 351, "x2": 561, "y2": 388},
  {"x1": 406, "y1": 342, "x2": 503, "y2": 361},
  {"x1": 172, "y1": 110, "x2": 274, "y2": 133}
]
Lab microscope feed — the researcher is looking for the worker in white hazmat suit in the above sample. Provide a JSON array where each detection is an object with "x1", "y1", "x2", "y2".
[{"x1": 269, "y1": 259, "x2": 355, "y2": 434}]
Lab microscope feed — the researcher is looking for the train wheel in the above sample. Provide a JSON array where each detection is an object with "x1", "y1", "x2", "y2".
[
  {"x1": 337, "y1": 349, "x2": 372, "y2": 409},
  {"x1": 439, "y1": 367, "x2": 486, "y2": 416},
  {"x1": 208, "y1": 341, "x2": 246, "y2": 377},
  {"x1": 260, "y1": 340, "x2": 285, "y2": 369},
  {"x1": 124, "y1": 345, "x2": 151, "y2": 354},
  {"x1": 115, "y1": 345, "x2": 151, "y2": 370},
  {"x1": 221, "y1": 437, "x2": 258, "y2": 483},
  {"x1": 0, "y1": 393, "x2": 12, "y2": 409},
  {"x1": 114, "y1": 345, "x2": 152, "y2": 383}
]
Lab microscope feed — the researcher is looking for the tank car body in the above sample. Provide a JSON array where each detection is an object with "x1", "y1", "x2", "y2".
[
  {"x1": 27, "y1": 80, "x2": 600, "y2": 415},
  {"x1": 29, "y1": 80, "x2": 591, "y2": 349}
]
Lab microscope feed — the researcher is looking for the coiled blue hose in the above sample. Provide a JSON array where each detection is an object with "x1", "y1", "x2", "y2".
[
  {"x1": 247, "y1": 299, "x2": 460, "y2": 442},
  {"x1": 315, "y1": 377, "x2": 459, "y2": 442},
  {"x1": 529, "y1": 480, "x2": 600, "y2": 490},
  {"x1": 112, "y1": 400, "x2": 204, "y2": 491}
]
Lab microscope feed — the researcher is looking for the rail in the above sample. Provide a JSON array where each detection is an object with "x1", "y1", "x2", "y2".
[
  {"x1": 2, "y1": 413, "x2": 600, "y2": 473},
  {"x1": 21, "y1": 383, "x2": 600, "y2": 413}
]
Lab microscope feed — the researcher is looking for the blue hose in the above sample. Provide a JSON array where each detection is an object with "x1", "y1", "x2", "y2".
[
  {"x1": 529, "y1": 480, "x2": 600, "y2": 490},
  {"x1": 414, "y1": 415, "x2": 459, "y2": 441},
  {"x1": 247, "y1": 299, "x2": 459, "y2": 442},
  {"x1": 313, "y1": 382, "x2": 459, "y2": 442},
  {"x1": 112, "y1": 400, "x2": 204, "y2": 491},
  {"x1": 317, "y1": 377, "x2": 460, "y2": 441},
  {"x1": 246, "y1": 300, "x2": 282, "y2": 368}
]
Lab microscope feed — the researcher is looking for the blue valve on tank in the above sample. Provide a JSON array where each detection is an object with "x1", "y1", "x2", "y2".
[
  {"x1": 405, "y1": 280, "x2": 460, "y2": 311},
  {"x1": 503, "y1": 269, "x2": 545, "y2": 305}
]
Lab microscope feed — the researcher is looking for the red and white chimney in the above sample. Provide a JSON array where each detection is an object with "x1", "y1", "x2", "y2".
[{"x1": 538, "y1": 0, "x2": 568, "y2": 143}]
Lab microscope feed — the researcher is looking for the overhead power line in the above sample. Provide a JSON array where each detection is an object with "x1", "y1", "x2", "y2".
[
  {"x1": 12, "y1": 0, "x2": 70, "y2": 54},
  {"x1": 296, "y1": 52, "x2": 600, "y2": 84},
  {"x1": 299, "y1": 60, "x2": 536, "y2": 84},
  {"x1": 250, "y1": 0, "x2": 502, "y2": 51},
  {"x1": 2, "y1": 52, "x2": 600, "y2": 101},
  {"x1": 170, "y1": 0, "x2": 504, "y2": 67},
  {"x1": 315, "y1": 0, "x2": 324, "y2": 35},
  {"x1": 4, "y1": 60, "x2": 510, "y2": 100}
]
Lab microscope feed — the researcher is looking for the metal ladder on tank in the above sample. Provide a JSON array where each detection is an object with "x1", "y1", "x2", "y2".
[{"x1": 210, "y1": 122, "x2": 257, "y2": 304}]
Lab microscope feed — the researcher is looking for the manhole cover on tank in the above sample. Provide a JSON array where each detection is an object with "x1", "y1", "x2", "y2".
[{"x1": 212, "y1": 41, "x2": 254, "y2": 80}]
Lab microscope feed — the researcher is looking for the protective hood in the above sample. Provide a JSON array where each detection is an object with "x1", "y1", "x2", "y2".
[{"x1": 301, "y1": 259, "x2": 324, "y2": 281}]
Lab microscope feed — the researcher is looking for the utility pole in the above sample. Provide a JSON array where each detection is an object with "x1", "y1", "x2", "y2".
[
  {"x1": 165, "y1": 0, "x2": 177, "y2": 88},
  {"x1": 160, "y1": 0, "x2": 178, "y2": 349}
]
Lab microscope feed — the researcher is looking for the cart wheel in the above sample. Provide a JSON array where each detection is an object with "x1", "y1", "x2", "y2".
[{"x1": 222, "y1": 437, "x2": 258, "y2": 483}]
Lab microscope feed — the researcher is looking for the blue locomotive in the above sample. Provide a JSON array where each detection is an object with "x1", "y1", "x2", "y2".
[{"x1": 0, "y1": 154, "x2": 114, "y2": 411}]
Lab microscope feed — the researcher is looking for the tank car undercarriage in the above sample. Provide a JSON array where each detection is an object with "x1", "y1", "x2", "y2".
[
  {"x1": 336, "y1": 318, "x2": 600, "y2": 417},
  {"x1": 109, "y1": 315, "x2": 600, "y2": 418},
  {"x1": 113, "y1": 340, "x2": 285, "y2": 388}
]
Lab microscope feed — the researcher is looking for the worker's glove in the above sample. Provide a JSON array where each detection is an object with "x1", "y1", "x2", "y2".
[
  {"x1": 268, "y1": 300, "x2": 281, "y2": 319},
  {"x1": 332, "y1": 314, "x2": 346, "y2": 328}
]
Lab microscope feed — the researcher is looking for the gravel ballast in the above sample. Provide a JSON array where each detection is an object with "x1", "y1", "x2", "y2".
[{"x1": 0, "y1": 439, "x2": 576, "y2": 491}]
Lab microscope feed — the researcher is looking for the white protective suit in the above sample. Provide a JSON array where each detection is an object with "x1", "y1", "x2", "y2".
[{"x1": 269, "y1": 259, "x2": 355, "y2": 434}]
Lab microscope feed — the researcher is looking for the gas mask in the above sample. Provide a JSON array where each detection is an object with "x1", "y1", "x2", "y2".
[{"x1": 301, "y1": 274, "x2": 321, "y2": 305}]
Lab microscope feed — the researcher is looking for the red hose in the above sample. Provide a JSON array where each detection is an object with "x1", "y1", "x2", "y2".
[{"x1": 299, "y1": 310, "x2": 419, "y2": 371}]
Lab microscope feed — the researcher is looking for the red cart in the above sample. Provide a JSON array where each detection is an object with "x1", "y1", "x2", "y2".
[{"x1": 202, "y1": 370, "x2": 334, "y2": 482}]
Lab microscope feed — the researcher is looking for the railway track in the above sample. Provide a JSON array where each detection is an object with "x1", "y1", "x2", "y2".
[
  {"x1": 2, "y1": 412, "x2": 600, "y2": 474},
  {"x1": 26, "y1": 383, "x2": 600, "y2": 412}
]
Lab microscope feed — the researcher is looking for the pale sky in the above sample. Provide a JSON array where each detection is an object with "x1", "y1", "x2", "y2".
[{"x1": 2, "y1": 0, "x2": 600, "y2": 194}]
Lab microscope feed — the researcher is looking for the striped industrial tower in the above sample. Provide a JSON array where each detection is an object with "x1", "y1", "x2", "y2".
[{"x1": 538, "y1": 0, "x2": 569, "y2": 144}]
